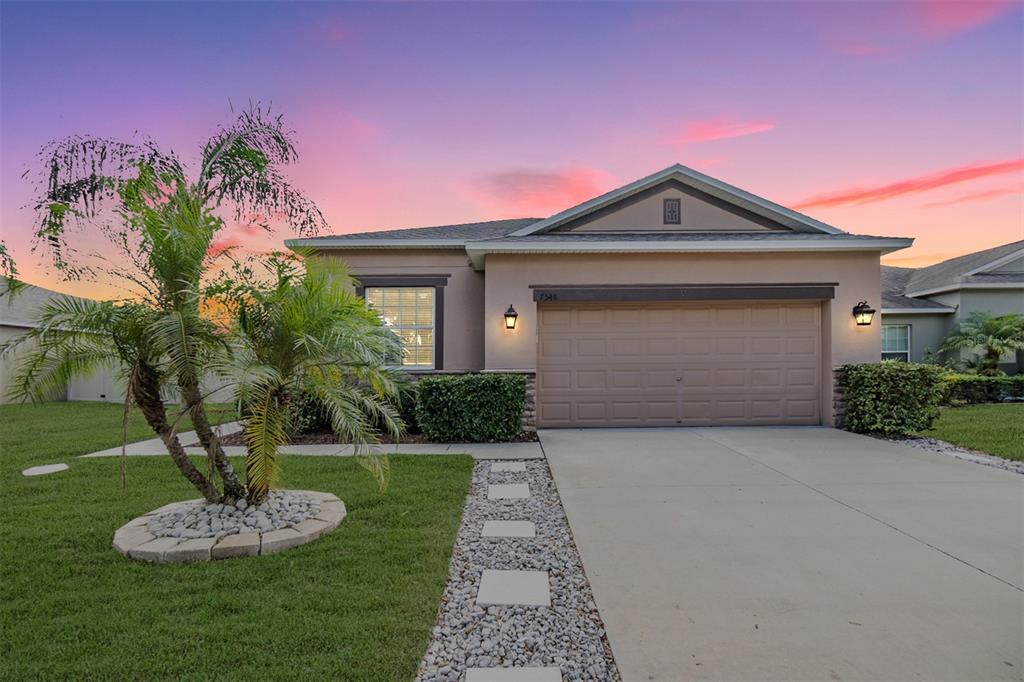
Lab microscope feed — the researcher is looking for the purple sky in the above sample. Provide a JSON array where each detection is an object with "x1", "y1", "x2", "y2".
[{"x1": 1, "y1": 1, "x2": 1022, "y2": 298}]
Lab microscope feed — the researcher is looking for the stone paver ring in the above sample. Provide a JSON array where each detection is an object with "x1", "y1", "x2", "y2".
[{"x1": 112, "y1": 490, "x2": 346, "y2": 564}]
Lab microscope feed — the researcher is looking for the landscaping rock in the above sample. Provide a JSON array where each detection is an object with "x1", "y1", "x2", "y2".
[
  {"x1": 415, "y1": 460, "x2": 620, "y2": 682},
  {"x1": 146, "y1": 490, "x2": 321, "y2": 539},
  {"x1": 882, "y1": 435, "x2": 1024, "y2": 475}
]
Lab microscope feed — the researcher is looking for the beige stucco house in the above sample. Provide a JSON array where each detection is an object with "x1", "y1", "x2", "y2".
[
  {"x1": 289, "y1": 164, "x2": 913, "y2": 427},
  {"x1": 881, "y1": 240, "x2": 1024, "y2": 372}
]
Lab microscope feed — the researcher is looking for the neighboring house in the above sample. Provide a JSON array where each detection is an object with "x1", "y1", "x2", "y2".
[
  {"x1": 0, "y1": 280, "x2": 231, "y2": 404},
  {"x1": 881, "y1": 240, "x2": 1024, "y2": 373},
  {"x1": 289, "y1": 164, "x2": 912, "y2": 428},
  {"x1": 1, "y1": 281, "x2": 129, "y2": 403}
]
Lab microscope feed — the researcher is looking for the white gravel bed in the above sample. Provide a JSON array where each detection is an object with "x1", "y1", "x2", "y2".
[
  {"x1": 147, "y1": 490, "x2": 321, "y2": 539},
  {"x1": 882, "y1": 435, "x2": 1024, "y2": 475},
  {"x1": 416, "y1": 460, "x2": 620, "y2": 682}
]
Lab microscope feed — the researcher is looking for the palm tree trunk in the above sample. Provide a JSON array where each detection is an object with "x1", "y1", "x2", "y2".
[
  {"x1": 133, "y1": 367, "x2": 220, "y2": 502},
  {"x1": 178, "y1": 378, "x2": 246, "y2": 501}
]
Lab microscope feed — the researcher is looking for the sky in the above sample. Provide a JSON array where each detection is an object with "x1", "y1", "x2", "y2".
[{"x1": 1, "y1": 0, "x2": 1022, "y2": 299}]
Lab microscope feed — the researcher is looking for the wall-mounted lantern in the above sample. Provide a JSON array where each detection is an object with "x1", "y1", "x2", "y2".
[
  {"x1": 504, "y1": 304, "x2": 519, "y2": 330},
  {"x1": 852, "y1": 300, "x2": 876, "y2": 326}
]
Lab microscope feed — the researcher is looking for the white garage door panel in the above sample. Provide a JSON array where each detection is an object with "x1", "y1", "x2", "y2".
[{"x1": 537, "y1": 301, "x2": 822, "y2": 427}]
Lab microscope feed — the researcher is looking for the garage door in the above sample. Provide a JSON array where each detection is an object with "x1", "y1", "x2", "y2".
[{"x1": 536, "y1": 301, "x2": 822, "y2": 427}]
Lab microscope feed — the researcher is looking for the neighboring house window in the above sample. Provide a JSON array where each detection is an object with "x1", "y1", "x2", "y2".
[
  {"x1": 365, "y1": 287, "x2": 435, "y2": 369},
  {"x1": 663, "y1": 197, "x2": 681, "y2": 225},
  {"x1": 881, "y1": 324, "x2": 911, "y2": 362}
]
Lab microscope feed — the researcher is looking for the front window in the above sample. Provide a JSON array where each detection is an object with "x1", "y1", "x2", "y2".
[
  {"x1": 881, "y1": 324, "x2": 910, "y2": 362},
  {"x1": 365, "y1": 287, "x2": 435, "y2": 369}
]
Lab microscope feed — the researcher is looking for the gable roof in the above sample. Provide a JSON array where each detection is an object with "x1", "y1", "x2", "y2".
[
  {"x1": 905, "y1": 240, "x2": 1024, "y2": 296},
  {"x1": 508, "y1": 164, "x2": 846, "y2": 237},
  {"x1": 287, "y1": 165, "x2": 914, "y2": 262}
]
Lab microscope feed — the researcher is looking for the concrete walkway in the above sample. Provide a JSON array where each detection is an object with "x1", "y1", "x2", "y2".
[
  {"x1": 79, "y1": 423, "x2": 543, "y2": 460},
  {"x1": 541, "y1": 427, "x2": 1024, "y2": 681}
]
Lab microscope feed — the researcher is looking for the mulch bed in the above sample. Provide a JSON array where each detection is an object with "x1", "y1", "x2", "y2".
[{"x1": 215, "y1": 429, "x2": 539, "y2": 446}]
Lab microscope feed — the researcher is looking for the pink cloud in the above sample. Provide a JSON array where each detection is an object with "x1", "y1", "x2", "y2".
[
  {"x1": 468, "y1": 166, "x2": 613, "y2": 217},
  {"x1": 923, "y1": 185, "x2": 1023, "y2": 208},
  {"x1": 915, "y1": 0, "x2": 1018, "y2": 38},
  {"x1": 665, "y1": 118, "x2": 775, "y2": 144},
  {"x1": 206, "y1": 235, "x2": 243, "y2": 257},
  {"x1": 793, "y1": 158, "x2": 1024, "y2": 209}
]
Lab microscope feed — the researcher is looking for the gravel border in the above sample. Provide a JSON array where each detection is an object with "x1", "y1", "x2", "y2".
[
  {"x1": 416, "y1": 459, "x2": 620, "y2": 682},
  {"x1": 880, "y1": 435, "x2": 1024, "y2": 475}
]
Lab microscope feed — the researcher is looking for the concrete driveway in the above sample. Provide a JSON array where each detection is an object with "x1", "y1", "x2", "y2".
[{"x1": 541, "y1": 427, "x2": 1024, "y2": 681}]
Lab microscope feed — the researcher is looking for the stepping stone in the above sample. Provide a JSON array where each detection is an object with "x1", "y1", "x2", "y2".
[
  {"x1": 487, "y1": 483, "x2": 530, "y2": 499},
  {"x1": 22, "y1": 463, "x2": 69, "y2": 477},
  {"x1": 491, "y1": 461, "x2": 527, "y2": 473},
  {"x1": 477, "y1": 569, "x2": 550, "y2": 606},
  {"x1": 465, "y1": 668, "x2": 562, "y2": 681},
  {"x1": 481, "y1": 520, "x2": 536, "y2": 538}
]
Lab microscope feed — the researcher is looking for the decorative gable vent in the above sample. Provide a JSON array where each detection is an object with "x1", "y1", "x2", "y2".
[{"x1": 663, "y1": 197, "x2": 681, "y2": 225}]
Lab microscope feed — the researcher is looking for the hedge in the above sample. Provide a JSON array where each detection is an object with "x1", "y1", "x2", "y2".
[
  {"x1": 415, "y1": 373, "x2": 527, "y2": 442},
  {"x1": 941, "y1": 374, "x2": 1024, "y2": 405},
  {"x1": 835, "y1": 361, "x2": 945, "y2": 435}
]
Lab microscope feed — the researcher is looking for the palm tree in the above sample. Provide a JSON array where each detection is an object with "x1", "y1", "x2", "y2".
[
  {"x1": 7, "y1": 296, "x2": 221, "y2": 500},
  {"x1": 212, "y1": 254, "x2": 403, "y2": 502},
  {"x1": 14, "y1": 105, "x2": 328, "y2": 502},
  {"x1": 939, "y1": 312, "x2": 1024, "y2": 376}
]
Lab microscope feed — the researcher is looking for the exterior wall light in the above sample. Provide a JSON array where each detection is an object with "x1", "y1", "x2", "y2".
[
  {"x1": 504, "y1": 304, "x2": 519, "y2": 330},
  {"x1": 852, "y1": 300, "x2": 876, "y2": 326}
]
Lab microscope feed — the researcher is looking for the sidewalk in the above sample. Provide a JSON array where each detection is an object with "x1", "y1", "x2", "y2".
[{"x1": 79, "y1": 423, "x2": 544, "y2": 460}]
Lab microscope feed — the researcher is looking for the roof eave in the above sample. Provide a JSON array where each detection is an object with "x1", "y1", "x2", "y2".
[
  {"x1": 285, "y1": 238, "x2": 471, "y2": 250},
  {"x1": 465, "y1": 237, "x2": 913, "y2": 269},
  {"x1": 904, "y1": 281, "x2": 1024, "y2": 298},
  {"x1": 881, "y1": 307, "x2": 956, "y2": 315}
]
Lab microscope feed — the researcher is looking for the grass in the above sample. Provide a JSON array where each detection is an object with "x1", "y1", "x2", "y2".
[
  {"x1": 0, "y1": 400, "x2": 238, "y2": 471},
  {"x1": 0, "y1": 402, "x2": 473, "y2": 680},
  {"x1": 919, "y1": 403, "x2": 1024, "y2": 461}
]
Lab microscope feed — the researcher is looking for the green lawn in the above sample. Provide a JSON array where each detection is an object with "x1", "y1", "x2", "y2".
[
  {"x1": 0, "y1": 401, "x2": 472, "y2": 680},
  {"x1": 0, "y1": 400, "x2": 238, "y2": 471},
  {"x1": 920, "y1": 403, "x2": 1024, "y2": 461}
]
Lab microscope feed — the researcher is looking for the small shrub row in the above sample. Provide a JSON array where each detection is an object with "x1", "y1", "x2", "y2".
[
  {"x1": 940, "y1": 374, "x2": 1024, "y2": 405},
  {"x1": 416, "y1": 373, "x2": 527, "y2": 443},
  {"x1": 287, "y1": 378, "x2": 422, "y2": 437},
  {"x1": 836, "y1": 361, "x2": 945, "y2": 435}
]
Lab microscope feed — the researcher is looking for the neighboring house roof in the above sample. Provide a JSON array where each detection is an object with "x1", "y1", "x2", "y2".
[
  {"x1": 881, "y1": 239, "x2": 1024, "y2": 313},
  {"x1": 0, "y1": 281, "x2": 89, "y2": 329},
  {"x1": 904, "y1": 240, "x2": 1024, "y2": 296},
  {"x1": 880, "y1": 266, "x2": 956, "y2": 313},
  {"x1": 287, "y1": 164, "x2": 914, "y2": 264}
]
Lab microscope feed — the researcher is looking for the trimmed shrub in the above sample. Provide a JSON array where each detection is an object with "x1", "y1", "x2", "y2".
[
  {"x1": 941, "y1": 373, "x2": 1024, "y2": 405},
  {"x1": 835, "y1": 361, "x2": 945, "y2": 435},
  {"x1": 393, "y1": 379, "x2": 421, "y2": 434},
  {"x1": 416, "y1": 373, "x2": 527, "y2": 442},
  {"x1": 287, "y1": 390, "x2": 333, "y2": 436}
]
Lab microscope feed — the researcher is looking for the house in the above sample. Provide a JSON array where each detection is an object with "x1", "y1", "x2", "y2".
[
  {"x1": 288, "y1": 164, "x2": 912, "y2": 428},
  {"x1": 881, "y1": 240, "x2": 1024, "y2": 372},
  {"x1": 0, "y1": 280, "x2": 232, "y2": 404}
]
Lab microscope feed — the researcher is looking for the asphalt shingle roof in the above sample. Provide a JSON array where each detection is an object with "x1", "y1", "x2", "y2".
[
  {"x1": 879, "y1": 266, "x2": 953, "y2": 310},
  {"x1": 905, "y1": 240, "x2": 1024, "y2": 294},
  {"x1": 291, "y1": 219, "x2": 542, "y2": 244},
  {"x1": 294, "y1": 219, "x2": 899, "y2": 246}
]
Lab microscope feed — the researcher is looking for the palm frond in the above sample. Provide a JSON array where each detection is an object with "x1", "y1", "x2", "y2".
[{"x1": 243, "y1": 392, "x2": 288, "y2": 502}]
